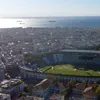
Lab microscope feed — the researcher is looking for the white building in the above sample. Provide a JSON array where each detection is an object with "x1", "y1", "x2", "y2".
[
  {"x1": 0, "y1": 93, "x2": 11, "y2": 100},
  {"x1": 0, "y1": 79, "x2": 24, "y2": 99}
]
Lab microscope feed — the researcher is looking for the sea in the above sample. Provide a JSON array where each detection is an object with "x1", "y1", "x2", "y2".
[{"x1": 1, "y1": 16, "x2": 100, "y2": 28}]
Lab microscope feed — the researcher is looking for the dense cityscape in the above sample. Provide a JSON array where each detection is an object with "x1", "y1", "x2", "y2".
[
  {"x1": 0, "y1": 27, "x2": 100, "y2": 76},
  {"x1": 1, "y1": 0, "x2": 100, "y2": 99},
  {"x1": 0, "y1": 27, "x2": 100, "y2": 100}
]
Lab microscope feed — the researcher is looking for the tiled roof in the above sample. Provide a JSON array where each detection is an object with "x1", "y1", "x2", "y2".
[
  {"x1": 83, "y1": 87, "x2": 92, "y2": 93},
  {"x1": 83, "y1": 85, "x2": 98, "y2": 96},
  {"x1": 34, "y1": 79, "x2": 50, "y2": 90},
  {"x1": 75, "y1": 83, "x2": 86, "y2": 90}
]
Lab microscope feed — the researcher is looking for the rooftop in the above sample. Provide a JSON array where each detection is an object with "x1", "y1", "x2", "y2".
[
  {"x1": 74, "y1": 83, "x2": 86, "y2": 90},
  {"x1": 0, "y1": 93, "x2": 10, "y2": 99},
  {"x1": 83, "y1": 86, "x2": 98, "y2": 97},
  {"x1": 34, "y1": 79, "x2": 50, "y2": 90},
  {"x1": 49, "y1": 93, "x2": 63, "y2": 100},
  {"x1": 83, "y1": 87, "x2": 92, "y2": 93},
  {"x1": 19, "y1": 95, "x2": 44, "y2": 100},
  {"x1": 0, "y1": 79, "x2": 23, "y2": 89},
  {"x1": 34, "y1": 79, "x2": 48, "y2": 87}
]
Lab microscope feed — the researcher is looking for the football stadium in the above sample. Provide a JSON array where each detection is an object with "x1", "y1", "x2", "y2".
[{"x1": 20, "y1": 50, "x2": 100, "y2": 82}]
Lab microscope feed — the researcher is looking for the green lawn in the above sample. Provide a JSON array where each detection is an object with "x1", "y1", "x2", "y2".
[{"x1": 40, "y1": 64, "x2": 100, "y2": 76}]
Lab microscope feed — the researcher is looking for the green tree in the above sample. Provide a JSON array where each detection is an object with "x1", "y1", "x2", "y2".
[
  {"x1": 24, "y1": 85, "x2": 29, "y2": 93},
  {"x1": 82, "y1": 80, "x2": 86, "y2": 84},
  {"x1": 67, "y1": 80, "x2": 76, "y2": 87},
  {"x1": 94, "y1": 81, "x2": 97, "y2": 84},
  {"x1": 56, "y1": 77, "x2": 60, "y2": 82},
  {"x1": 96, "y1": 85, "x2": 100, "y2": 95}
]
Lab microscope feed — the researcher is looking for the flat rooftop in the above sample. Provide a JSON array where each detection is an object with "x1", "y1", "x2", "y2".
[
  {"x1": 0, "y1": 93, "x2": 10, "y2": 99},
  {"x1": 0, "y1": 79, "x2": 23, "y2": 89}
]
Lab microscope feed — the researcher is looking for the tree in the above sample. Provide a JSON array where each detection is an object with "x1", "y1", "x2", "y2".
[
  {"x1": 67, "y1": 80, "x2": 76, "y2": 87},
  {"x1": 94, "y1": 81, "x2": 97, "y2": 84},
  {"x1": 56, "y1": 77, "x2": 60, "y2": 82},
  {"x1": 24, "y1": 85, "x2": 29, "y2": 93},
  {"x1": 82, "y1": 80, "x2": 86, "y2": 84},
  {"x1": 96, "y1": 85, "x2": 100, "y2": 95}
]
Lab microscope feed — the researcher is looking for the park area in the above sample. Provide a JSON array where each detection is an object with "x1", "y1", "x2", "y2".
[{"x1": 41, "y1": 64, "x2": 100, "y2": 76}]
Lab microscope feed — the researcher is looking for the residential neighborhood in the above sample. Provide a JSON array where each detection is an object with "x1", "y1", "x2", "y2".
[{"x1": 0, "y1": 73, "x2": 100, "y2": 100}]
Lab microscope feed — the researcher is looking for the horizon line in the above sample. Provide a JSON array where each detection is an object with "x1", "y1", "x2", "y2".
[{"x1": 1, "y1": 15, "x2": 100, "y2": 18}]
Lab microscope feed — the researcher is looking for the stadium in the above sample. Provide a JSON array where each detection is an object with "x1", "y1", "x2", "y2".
[{"x1": 19, "y1": 50, "x2": 100, "y2": 82}]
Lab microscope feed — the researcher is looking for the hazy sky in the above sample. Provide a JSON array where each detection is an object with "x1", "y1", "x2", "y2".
[{"x1": 0, "y1": 0, "x2": 100, "y2": 17}]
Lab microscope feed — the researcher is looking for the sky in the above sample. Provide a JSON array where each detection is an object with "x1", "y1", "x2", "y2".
[{"x1": 0, "y1": 0, "x2": 100, "y2": 17}]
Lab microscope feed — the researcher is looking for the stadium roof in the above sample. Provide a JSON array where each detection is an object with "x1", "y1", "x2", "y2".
[{"x1": 60, "y1": 50, "x2": 100, "y2": 54}]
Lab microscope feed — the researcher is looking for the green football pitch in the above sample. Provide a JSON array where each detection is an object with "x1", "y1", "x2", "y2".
[{"x1": 41, "y1": 64, "x2": 100, "y2": 76}]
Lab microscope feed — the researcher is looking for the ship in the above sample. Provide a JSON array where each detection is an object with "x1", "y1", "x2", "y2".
[
  {"x1": 17, "y1": 20, "x2": 22, "y2": 22},
  {"x1": 49, "y1": 20, "x2": 56, "y2": 22}
]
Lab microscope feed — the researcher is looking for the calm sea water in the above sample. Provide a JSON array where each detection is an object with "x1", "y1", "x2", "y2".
[{"x1": 0, "y1": 17, "x2": 100, "y2": 28}]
